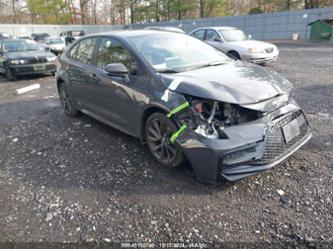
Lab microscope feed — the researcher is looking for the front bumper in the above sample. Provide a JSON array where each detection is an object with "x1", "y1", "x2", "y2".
[
  {"x1": 176, "y1": 103, "x2": 312, "y2": 183},
  {"x1": 243, "y1": 50, "x2": 279, "y2": 64},
  {"x1": 8, "y1": 62, "x2": 56, "y2": 76}
]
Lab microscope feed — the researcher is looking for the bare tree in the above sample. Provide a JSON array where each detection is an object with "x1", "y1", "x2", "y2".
[{"x1": 80, "y1": 0, "x2": 89, "y2": 24}]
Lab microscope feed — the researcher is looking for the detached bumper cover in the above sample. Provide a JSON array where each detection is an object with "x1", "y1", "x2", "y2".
[
  {"x1": 176, "y1": 103, "x2": 312, "y2": 182},
  {"x1": 9, "y1": 63, "x2": 56, "y2": 76}
]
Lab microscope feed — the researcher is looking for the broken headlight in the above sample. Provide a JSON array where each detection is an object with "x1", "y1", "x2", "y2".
[{"x1": 176, "y1": 96, "x2": 261, "y2": 139}]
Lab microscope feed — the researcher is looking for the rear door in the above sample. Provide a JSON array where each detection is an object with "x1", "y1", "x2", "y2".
[
  {"x1": 67, "y1": 37, "x2": 99, "y2": 110},
  {"x1": 0, "y1": 41, "x2": 6, "y2": 73},
  {"x1": 0, "y1": 41, "x2": 6, "y2": 74}
]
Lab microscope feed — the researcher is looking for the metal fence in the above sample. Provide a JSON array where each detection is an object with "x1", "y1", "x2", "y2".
[
  {"x1": 0, "y1": 24, "x2": 123, "y2": 37},
  {"x1": 1, "y1": 6, "x2": 333, "y2": 40},
  {"x1": 131, "y1": 6, "x2": 333, "y2": 40}
]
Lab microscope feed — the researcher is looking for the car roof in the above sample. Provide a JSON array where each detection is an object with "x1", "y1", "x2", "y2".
[
  {"x1": 144, "y1": 26, "x2": 185, "y2": 33},
  {"x1": 191, "y1": 26, "x2": 237, "y2": 32},
  {"x1": 84, "y1": 30, "x2": 186, "y2": 39}
]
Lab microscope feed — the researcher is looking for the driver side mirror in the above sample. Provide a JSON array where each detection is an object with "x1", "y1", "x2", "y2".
[
  {"x1": 248, "y1": 34, "x2": 252, "y2": 39},
  {"x1": 104, "y1": 63, "x2": 129, "y2": 82},
  {"x1": 213, "y1": 36, "x2": 222, "y2": 42}
]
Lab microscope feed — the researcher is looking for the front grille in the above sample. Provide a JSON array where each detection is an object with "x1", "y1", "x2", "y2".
[
  {"x1": 26, "y1": 57, "x2": 47, "y2": 64},
  {"x1": 255, "y1": 111, "x2": 310, "y2": 165},
  {"x1": 265, "y1": 48, "x2": 274, "y2": 53}
]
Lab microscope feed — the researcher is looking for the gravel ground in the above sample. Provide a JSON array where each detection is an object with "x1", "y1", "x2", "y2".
[{"x1": 0, "y1": 42, "x2": 332, "y2": 247}]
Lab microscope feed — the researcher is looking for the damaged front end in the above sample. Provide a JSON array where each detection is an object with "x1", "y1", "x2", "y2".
[{"x1": 166, "y1": 93, "x2": 312, "y2": 183}]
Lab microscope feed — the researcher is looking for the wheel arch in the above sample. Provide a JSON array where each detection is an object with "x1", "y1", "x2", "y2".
[
  {"x1": 227, "y1": 50, "x2": 241, "y2": 60},
  {"x1": 140, "y1": 105, "x2": 169, "y2": 144}
]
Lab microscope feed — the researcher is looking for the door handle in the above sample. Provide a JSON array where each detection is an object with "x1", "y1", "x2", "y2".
[{"x1": 90, "y1": 73, "x2": 97, "y2": 78}]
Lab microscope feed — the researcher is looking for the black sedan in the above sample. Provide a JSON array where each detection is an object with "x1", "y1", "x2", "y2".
[
  {"x1": 0, "y1": 39, "x2": 57, "y2": 80},
  {"x1": 56, "y1": 31, "x2": 312, "y2": 183}
]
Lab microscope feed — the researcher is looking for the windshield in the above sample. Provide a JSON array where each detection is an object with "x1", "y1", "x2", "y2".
[
  {"x1": 2, "y1": 40, "x2": 42, "y2": 52},
  {"x1": 48, "y1": 38, "x2": 64, "y2": 44},
  {"x1": 128, "y1": 33, "x2": 230, "y2": 72},
  {"x1": 219, "y1": 29, "x2": 250, "y2": 42}
]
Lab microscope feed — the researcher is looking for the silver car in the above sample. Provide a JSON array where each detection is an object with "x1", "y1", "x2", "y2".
[
  {"x1": 190, "y1": 27, "x2": 279, "y2": 64},
  {"x1": 41, "y1": 37, "x2": 66, "y2": 55}
]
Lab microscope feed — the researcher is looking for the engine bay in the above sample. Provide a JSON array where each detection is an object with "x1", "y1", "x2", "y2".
[{"x1": 175, "y1": 96, "x2": 261, "y2": 139}]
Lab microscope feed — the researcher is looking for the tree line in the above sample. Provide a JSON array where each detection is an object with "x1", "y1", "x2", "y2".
[{"x1": 0, "y1": 0, "x2": 332, "y2": 25}]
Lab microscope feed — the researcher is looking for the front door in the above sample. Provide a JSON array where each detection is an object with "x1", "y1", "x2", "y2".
[
  {"x1": 90, "y1": 37, "x2": 148, "y2": 134},
  {"x1": 205, "y1": 29, "x2": 228, "y2": 53}
]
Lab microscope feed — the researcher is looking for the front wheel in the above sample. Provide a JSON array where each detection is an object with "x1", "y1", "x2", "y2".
[
  {"x1": 227, "y1": 51, "x2": 241, "y2": 60},
  {"x1": 145, "y1": 112, "x2": 183, "y2": 168},
  {"x1": 5, "y1": 67, "x2": 16, "y2": 81},
  {"x1": 58, "y1": 83, "x2": 79, "y2": 117}
]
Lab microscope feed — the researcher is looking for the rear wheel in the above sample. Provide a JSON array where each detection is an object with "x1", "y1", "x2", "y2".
[
  {"x1": 58, "y1": 83, "x2": 79, "y2": 117},
  {"x1": 227, "y1": 51, "x2": 241, "y2": 60},
  {"x1": 145, "y1": 112, "x2": 183, "y2": 168}
]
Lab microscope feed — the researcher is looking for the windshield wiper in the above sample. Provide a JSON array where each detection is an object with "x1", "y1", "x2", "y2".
[
  {"x1": 155, "y1": 69, "x2": 180, "y2": 74},
  {"x1": 184, "y1": 61, "x2": 226, "y2": 71}
]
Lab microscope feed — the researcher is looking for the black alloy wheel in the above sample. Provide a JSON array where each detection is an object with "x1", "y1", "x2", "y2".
[
  {"x1": 145, "y1": 112, "x2": 183, "y2": 168},
  {"x1": 58, "y1": 83, "x2": 79, "y2": 117}
]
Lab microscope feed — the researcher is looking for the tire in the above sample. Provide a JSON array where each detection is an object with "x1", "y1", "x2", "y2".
[
  {"x1": 5, "y1": 67, "x2": 16, "y2": 81},
  {"x1": 58, "y1": 83, "x2": 79, "y2": 117},
  {"x1": 145, "y1": 112, "x2": 184, "y2": 168},
  {"x1": 227, "y1": 51, "x2": 241, "y2": 60}
]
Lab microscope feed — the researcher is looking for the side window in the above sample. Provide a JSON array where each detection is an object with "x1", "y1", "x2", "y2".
[
  {"x1": 205, "y1": 30, "x2": 219, "y2": 41},
  {"x1": 68, "y1": 43, "x2": 79, "y2": 59},
  {"x1": 97, "y1": 37, "x2": 138, "y2": 75},
  {"x1": 192, "y1": 30, "x2": 205, "y2": 40},
  {"x1": 76, "y1": 38, "x2": 97, "y2": 64}
]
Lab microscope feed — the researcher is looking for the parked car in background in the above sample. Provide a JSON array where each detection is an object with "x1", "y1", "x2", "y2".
[
  {"x1": 0, "y1": 39, "x2": 57, "y2": 80},
  {"x1": 56, "y1": 30, "x2": 311, "y2": 182},
  {"x1": 31, "y1": 33, "x2": 50, "y2": 43},
  {"x1": 145, "y1": 26, "x2": 185, "y2": 34},
  {"x1": 0, "y1": 33, "x2": 12, "y2": 40},
  {"x1": 190, "y1": 27, "x2": 279, "y2": 64},
  {"x1": 18, "y1": 36, "x2": 33, "y2": 40},
  {"x1": 60, "y1": 30, "x2": 85, "y2": 45},
  {"x1": 41, "y1": 37, "x2": 66, "y2": 55}
]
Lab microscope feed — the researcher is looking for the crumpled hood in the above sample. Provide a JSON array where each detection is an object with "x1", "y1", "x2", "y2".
[
  {"x1": 6, "y1": 50, "x2": 54, "y2": 59},
  {"x1": 228, "y1": 40, "x2": 276, "y2": 49},
  {"x1": 161, "y1": 61, "x2": 292, "y2": 105}
]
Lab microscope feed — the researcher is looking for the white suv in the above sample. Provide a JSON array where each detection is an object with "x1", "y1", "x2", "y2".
[{"x1": 189, "y1": 27, "x2": 279, "y2": 64}]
